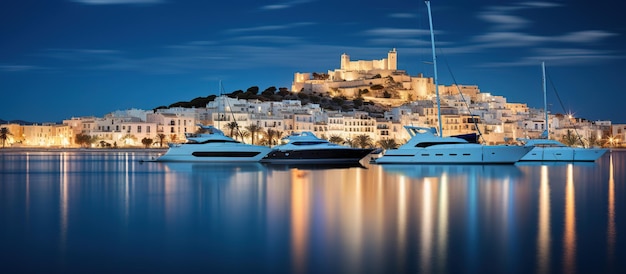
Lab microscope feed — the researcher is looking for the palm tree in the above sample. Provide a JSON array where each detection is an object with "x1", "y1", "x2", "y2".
[
  {"x1": 156, "y1": 133, "x2": 167, "y2": 148},
  {"x1": 245, "y1": 124, "x2": 263, "y2": 145},
  {"x1": 329, "y1": 135, "x2": 344, "y2": 145},
  {"x1": 586, "y1": 134, "x2": 602, "y2": 148},
  {"x1": 377, "y1": 138, "x2": 398, "y2": 150},
  {"x1": 354, "y1": 134, "x2": 374, "y2": 148},
  {"x1": 561, "y1": 130, "x2": 580, "y2": 147},
  {"x1": 0, "y1": 127, "x2": 11, "y2": 148},
  {"x1": 264, "y1": 128, "x2": 276, "y2": 147},
  {"x1": 344, "y1": 137, "x2": 356, "y2": 148},
  {"x1": 223, "y1": 121, "x2": 240, "y2": 140}
]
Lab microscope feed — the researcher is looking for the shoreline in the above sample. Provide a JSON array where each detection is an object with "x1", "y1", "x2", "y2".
[{"x1": 0, "y1": 147, "x2": 168, "y2": 153}]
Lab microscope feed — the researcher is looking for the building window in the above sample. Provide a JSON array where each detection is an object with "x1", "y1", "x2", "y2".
[{"x1": 147, "y1": 126, "x2": 150, "y2": 133}]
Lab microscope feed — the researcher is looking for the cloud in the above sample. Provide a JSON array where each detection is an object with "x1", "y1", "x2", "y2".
[
  {"x1": 0, "y1": 65, "x2": 41, "y2": 72},
  {"x1": 226, "y1": 22, "x2": 314, "y2": 34},
  {"x1": 478, "y1": 1, "x2": 562, "y2": 30},
  {"x1": 70, "y1": 0, "x2": 163, "y2": 4},
  {"x1": 389, "y1": 13, "x2": 416, "y2": 19},
  {"x1": 473, "y1": 30, "x2": 617, "y2": 48},
  {"x1": 259, "y1": 0, "x2": 314, "y2": 11},
  {"x1": 364, "y1": 28, "x2": 433, "y2": 38},
  {"x1": 478, "y1": 47, "x2": 622, "y2": 68}
]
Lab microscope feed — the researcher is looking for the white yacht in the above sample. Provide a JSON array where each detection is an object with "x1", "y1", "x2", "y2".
[
  {"x1": 518, "y1": 138, "x2": 606, "y2": 162},
  {"x1": 517, "y1": 62, "x2": 607, "y2": 162},
  {"x1": 375, "y1": 1, "x2": 533, "y2": 165},
  {"x1": 155, "y1": 125, "x2": 271, "y2": 162},
  {"x1": 261, "y1": 131, "x2": 373, "y2": 164},
  {"x1": 375, "y1": 126, "x2": 533, "y2": 164}
]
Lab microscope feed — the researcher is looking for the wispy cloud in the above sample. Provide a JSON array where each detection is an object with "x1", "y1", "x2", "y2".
[
  {"x1": 259, "y1": 0, "x2": 314, "y2": 11},
  {"x1": 364, "y1": 28, "x2": 433, "y2": 38},
  {"x1": 474, "y1": 30, "x2": 617, "y2": 48},
  {"x1": 478, "y1": 1, "x2": 563, "y2": 30},
  {"x1": 226, "y1": 22, "x2": 315, "y2": 34},
  {"x1": 70, "y1": 0, "x2": 164, "y2": 4},
  {"x1": 389, "y1": 13, "x2": 416, "y2": 19},
  {"x1": 0, "y1": 65, "x2": 41, "y2": 72},
  {"x1": 477, "y1": 46, "x2": 623, "y2": 68}
]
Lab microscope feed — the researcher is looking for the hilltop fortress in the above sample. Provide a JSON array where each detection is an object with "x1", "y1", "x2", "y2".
[{"x1": 292, "y1": 48, "x2": 433, "y2": 103}]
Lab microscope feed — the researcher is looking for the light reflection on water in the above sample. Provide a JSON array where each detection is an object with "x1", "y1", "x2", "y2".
[{"x1": 0, "y1": 150, "x2": 624, "y2": 273}]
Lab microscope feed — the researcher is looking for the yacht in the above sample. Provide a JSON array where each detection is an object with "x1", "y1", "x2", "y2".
[
  {"x1": 155, "y1": 125, "x2": 271, "y2": 162},
  {"x1": 261, "y1": 131, "x2": 373, "y2": 164},
  {"x1": 375, "y1": 1, "x2": 533, "y2": 165},
  {"x1": 375, "y1": 126, "x2": 533, "y2": 164},
  {"x1": 518, "y1": 62, "x2": 607, "y2": 162},
  {"x1": 518, "y1": 138, "x2": 606, "y2": 161}
]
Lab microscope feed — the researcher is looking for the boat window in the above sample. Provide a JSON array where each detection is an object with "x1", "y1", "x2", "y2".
[
  {"x1": 292, "y1": 141, "x2": 327, "y2": 146},
  {"x1": 188, "y1": 140, "x2": 241, "y2": 144},
  {"x1": 415, "y1": 142, "x2": 466, "y2": 148},
  {"x1": 192, "y1": 151, "x2": 261, "y2": 157}
]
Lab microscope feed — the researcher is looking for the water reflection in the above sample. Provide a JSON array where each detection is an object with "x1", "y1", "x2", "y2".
[
  {"x1": 563, "y1": 164, "x2": 576, "y2": 274},
  {"x1": 537, "y1": 165, "x2": 551, "y2": 274},
  {"x1": 1, "y1": 151, "x2": 624, "y2": 273},
  {"x1": 608, "y1": 153, "x2": 615, "y2": 264},
  {"x1": 290, "y1": 169, "x2": 309, "y2": 273},
  {"x1": 381, "y1": 164, "x2": 523, "y2": 180}
]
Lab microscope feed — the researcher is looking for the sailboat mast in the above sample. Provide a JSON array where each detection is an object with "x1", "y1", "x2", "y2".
[
  {"x1": 542, "y1": 62, "x2": 548, "y2": 139},
  {"x1": 426, "y1": 1, "x2": 443, "y2": 137}
]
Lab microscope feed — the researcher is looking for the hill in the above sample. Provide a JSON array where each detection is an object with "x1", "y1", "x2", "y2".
[{"x1": 155, "y1": 86, "x2": 389, "y2": 116}]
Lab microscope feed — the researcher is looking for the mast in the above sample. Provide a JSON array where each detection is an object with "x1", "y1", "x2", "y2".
[
  {"x1": 426, "y1": 1, "x2": 443, "y2": 137},
  {"x1": 542, "y1": 62, "x2": 548, "y2": 138}
]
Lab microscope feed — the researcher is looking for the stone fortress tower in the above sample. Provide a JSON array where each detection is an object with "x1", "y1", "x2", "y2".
[{"x1": 291, "y1": 49, "x2": 434, "y2": 105}]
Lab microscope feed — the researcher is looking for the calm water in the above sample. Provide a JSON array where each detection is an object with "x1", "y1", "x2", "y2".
[{"x1": 1, "y1": 150, "x2": 625, "y2": 273}]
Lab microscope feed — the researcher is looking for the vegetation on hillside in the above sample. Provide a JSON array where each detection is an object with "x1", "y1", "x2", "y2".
[{"x1": 153, "y1": 85, "x2": 390, "y2": 115}]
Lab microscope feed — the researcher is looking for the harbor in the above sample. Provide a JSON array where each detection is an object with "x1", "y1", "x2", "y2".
[{"x1": 0, "y1": 150, "x2": 624, "y2": 273}]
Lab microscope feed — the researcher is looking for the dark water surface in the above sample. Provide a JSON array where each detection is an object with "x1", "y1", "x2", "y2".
[{"x1": 1, "y1": 150, "x2": 625, "y2": 273}]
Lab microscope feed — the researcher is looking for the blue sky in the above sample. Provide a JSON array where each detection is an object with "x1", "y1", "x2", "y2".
[{"x1": 1, "y1": 0, "x2": 624, "y2": 123}]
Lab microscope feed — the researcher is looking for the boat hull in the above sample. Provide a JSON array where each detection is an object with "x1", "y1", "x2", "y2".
[
  {"x1": 261, "y1": 148, "x2": 373, "y2": 164},
  {"x1": 155, "y1": 143, "x2": 271, "y2": 162},
  {"x1": 376, "y1": 144, "x2": 533, "y2": 164},
  {"x1": 519, "y1": 147, "x2": 607, "y2": 162}
]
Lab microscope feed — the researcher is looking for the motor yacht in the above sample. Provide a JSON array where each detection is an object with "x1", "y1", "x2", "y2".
[
  {"x1": 155, "y1": 125, "x2": 271, "y2": 162},
  {"x1": 261, "y1": 131, "x2": 373, "y2": 164},
  {"x1": 375, "y1": 126, "x2": 533, "y2": 164}
]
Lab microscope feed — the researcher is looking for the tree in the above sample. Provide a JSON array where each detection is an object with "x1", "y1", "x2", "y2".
[
  {"x1": 344, "y1": 138, "x2": 356, "y2": 148},
  {"x1": 377, "y1": 138, "x2": 399, "y2": 149},
  {"x1": 246, "y1": 86, "x2": 260, "y2": 95},
  {"x1": 224, "y1": 122, "x2": 239, "y2": 139},
  {"x1": 329, "y1": 135, "x2": 344, "y2": 144},
  {"x1": 75, "y1": 133, "x2": 94, "y2": 148},
  {"x1": 245, "y1": 124, "x2": 263, "y2": 145},
  {"x1": 586, "y1": 134, "x2": 602, "y2": 147},
  {"x1": 156, "y1": 133, "x2": 167, "y2": 148},
  {"x1": 354, "y1": 134, "x2": 374, "y2": 148},
  {"x1": 265, "y1": 128, "x2": 283, "y2": 147},
  {"x1": 0, "y1": 127, "x2": 11, "y2": 148},
  {"x1": 141, "y1": 137, "x2": 153, "y2": 148},
  {"x1": 561, "y1": 130, "x2": 580, "y2": 147}
]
